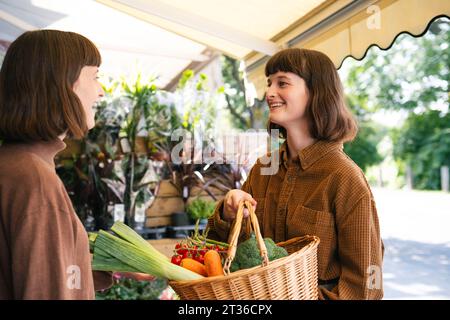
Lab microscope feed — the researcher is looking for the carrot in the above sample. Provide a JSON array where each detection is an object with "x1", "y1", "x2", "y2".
[
  {"x1": 180, "y1": 258, "x2": 207, "y2": 277},
  {"x1": 204, "y1": 250, "x2": 224, "y2": 277}
]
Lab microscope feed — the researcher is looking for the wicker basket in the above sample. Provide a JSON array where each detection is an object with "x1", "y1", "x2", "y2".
[{"x1": 169, "y1": 200, "x2": 320, "y2": 300}]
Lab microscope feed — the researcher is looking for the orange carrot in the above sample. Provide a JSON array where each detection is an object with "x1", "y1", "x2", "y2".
[
  {"x1": 180, "y1": 258, "x2": 207, "y2": 277},
  {"x1": 204, "y1": 250, "x2": 224, "y2": 277}
]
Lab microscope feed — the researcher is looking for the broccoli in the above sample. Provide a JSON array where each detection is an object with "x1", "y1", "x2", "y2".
[{"x1": 230, "y1": 233, "x2": 288, "y2": 272}]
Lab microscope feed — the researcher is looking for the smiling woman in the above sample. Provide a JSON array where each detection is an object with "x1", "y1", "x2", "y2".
[
  {"x1": 209, "y1": 48, "x2": 384, "y2": 300},
  {"x1": 0, "y1": 30, "x2": 103, "y2": 141},
  {"x1": 73, "y1": 66, "x2": 105, "y2": 130},
  {"x1": 265, "y1": 48, "x2": 357, "y2": 145},
  {"x1": 0, "y1": 30, "x2": 109, "y2": 300}
]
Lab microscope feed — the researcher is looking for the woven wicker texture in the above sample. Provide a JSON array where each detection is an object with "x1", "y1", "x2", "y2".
[{"x1": 169, "y1": 201, "x2": 320, "y2": 300}]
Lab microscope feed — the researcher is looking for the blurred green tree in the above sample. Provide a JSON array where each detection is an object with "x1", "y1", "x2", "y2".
[
  {"x1": 221, "y1": 56, "x2": 268, "y2": 129},
  {"x1": 391, "y1": 110, "x2": 450, "y2": 190},
  {"x1": 340, "y1": 17, "x2": 449, "y2": 189}
]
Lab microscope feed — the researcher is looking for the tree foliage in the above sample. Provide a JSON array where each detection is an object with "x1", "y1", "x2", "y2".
[
  {"x1": 341, "y1": 57, "x2": 386, "y2": 172},
  {"x1": 340, "y1": 17, "x2": 449, "y2": 189},
  {"x1": 392, "y1": 110, "x2": 450, "y2": 190},
  {"x1": 344, "y1": 121, "x2": 385, "y2": 172},
  {"x1": 221, "y1": 56, "x2": 268, "y2": 129}
]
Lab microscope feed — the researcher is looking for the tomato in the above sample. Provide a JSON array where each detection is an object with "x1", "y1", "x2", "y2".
[
  {"x1": 182, "y1": 250, "x2": 191, "y2": 259},
  {"x1": 171, "y1": 255, "x2": 182, "y2": 265},
  {"x1": 193, "y1": 253, "x2": 205, "y2": 264},
  {"x1": 176, "y1": 244, "x2": 188, "y2": 256},
  {"x1": 197, "y1": 255, "x2": 205, "y2": 264},
  {"x1": 187, "y1": 245, "x2": 196, "y2": 255}
]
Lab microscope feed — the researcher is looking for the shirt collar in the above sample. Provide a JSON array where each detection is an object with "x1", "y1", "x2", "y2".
[
  {"x1": 279, "y1": 140, "x2": 343, "y2": 170},
  {"x1": 4, "y1": 139, "x2": 67, "y2": 167}
]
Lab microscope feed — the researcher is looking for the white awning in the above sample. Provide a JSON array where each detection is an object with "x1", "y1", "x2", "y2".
[
  {"x1": 1, "y1": 0, "x2": 449, "y2": 95},
  {"x1": 0, "y1": 0, "x2": 209, "y2": 88},
  {"x1": 244, "y1": 0, "x2": 450, "y2": 98}
]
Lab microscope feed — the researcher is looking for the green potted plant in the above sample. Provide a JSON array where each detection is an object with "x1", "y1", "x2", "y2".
[{"x1": 186, "y1": 198, "x2": 216, "y2": 226}]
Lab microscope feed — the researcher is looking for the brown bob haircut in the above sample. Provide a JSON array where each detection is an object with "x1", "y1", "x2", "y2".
[
  {"x1": 0, "y1": 30, "x2": 101, "y2": 142},
  {"x1": 265, "y1": 48, "x2": 357, "y2": 143}
]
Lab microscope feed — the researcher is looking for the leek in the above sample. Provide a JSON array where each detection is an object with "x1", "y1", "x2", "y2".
[{"x1": 91, "y1": 222, "x2": 203, "y2": 281}]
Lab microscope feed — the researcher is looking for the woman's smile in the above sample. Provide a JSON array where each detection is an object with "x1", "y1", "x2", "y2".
[{"x1": 268, "y1": 101, "x2": 286, "y2": 111}]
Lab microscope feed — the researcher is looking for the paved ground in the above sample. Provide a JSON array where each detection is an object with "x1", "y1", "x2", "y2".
[{"x1": 372, "y1": 187, "x2": 450, "y2": 299}]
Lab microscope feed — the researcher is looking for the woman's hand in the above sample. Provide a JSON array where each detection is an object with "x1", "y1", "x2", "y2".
[{"x1": 222, "y1": 189, "x2": 257, "y2": 222}]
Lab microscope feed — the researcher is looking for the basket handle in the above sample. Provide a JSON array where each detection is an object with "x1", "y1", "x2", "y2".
[{"x1": 223, "y1": 200, "x2": 269, "y2": 275}]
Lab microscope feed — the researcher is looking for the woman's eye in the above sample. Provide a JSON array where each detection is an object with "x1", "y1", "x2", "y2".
[{"x1": 278, "y1": 81, "x2": 287, "y2": 87}]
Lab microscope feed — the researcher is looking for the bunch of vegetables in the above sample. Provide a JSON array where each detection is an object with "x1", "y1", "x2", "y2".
[
  {"x1": 169, "y1": 224, "x2": 290, "y2": 276},
  {"x1": 90, "y1": 221, "x2": 289, "y2": 282},
  {"x1": 170, "y1": 226, "x2": 229, "y2": 277}
]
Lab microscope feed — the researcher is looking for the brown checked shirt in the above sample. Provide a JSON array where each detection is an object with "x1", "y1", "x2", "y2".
[{"x1": 208, "y1": 140, "x2": 384, "y2": 300}]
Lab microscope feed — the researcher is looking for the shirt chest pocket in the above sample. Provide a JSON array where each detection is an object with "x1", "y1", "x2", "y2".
[{"x1": 286, "y1": 205, "x2": 336, "y2": 254}]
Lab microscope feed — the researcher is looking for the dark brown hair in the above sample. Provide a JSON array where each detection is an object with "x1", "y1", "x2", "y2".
[
  {"x1": 0, "y1": 30, "x2": 101, "y2": 142},
  {"x1": 265, "y1": 48, "x2": 357, "y2": 142}
]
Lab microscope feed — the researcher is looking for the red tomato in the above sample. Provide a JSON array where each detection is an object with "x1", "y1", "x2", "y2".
[
  {"x1": 182, "y1": 250, "x2": 191, "y2": 259},
  {"x1": 171, "y1": 255, "x2": 182, "y2": 265},
  {"x1": 193, "y1": 253, "x2": 205, "y2": 264},
  {"x1": 176, "y1": 244, "x2": 188, "y2": 256}
]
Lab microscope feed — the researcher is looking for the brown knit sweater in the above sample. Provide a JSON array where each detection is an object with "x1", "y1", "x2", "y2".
[
  {"x1": 0, "y1": 139, "x2": 97, "y2": 299},
  {"x1": 208, "y1": 140, "x2": 384, "y2": 300}
]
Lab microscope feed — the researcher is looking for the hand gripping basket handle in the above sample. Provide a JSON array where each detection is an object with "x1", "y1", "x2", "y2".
[{"x1": 223, "y1": 200, "x2": 269, "y2": 275}]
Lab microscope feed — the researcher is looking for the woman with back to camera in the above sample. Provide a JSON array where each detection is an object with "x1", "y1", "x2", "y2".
[
  {"x1": 0, "y1": 29, "x2": 115, "y2": 299},
  {"x1": 208, "y1": 48, "x2": 384, "y2": 300}
]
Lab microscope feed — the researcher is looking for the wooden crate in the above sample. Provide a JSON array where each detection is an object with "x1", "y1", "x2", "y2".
[
  {"x1": 145, "y1": 179, "x2": 227, "y2": 228},
  {"x1": 145, "y1": 216, "x2": 173, "y2": 228},
  {"x1": 147, "y1": 238, "x2": 180, "y2": 258},
  {"x1": 146, "y1": 196, "x2": 184, "y2": 218},
  {"x1": 145, "y1": 180, "x2": 184, "y2": 228}
]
